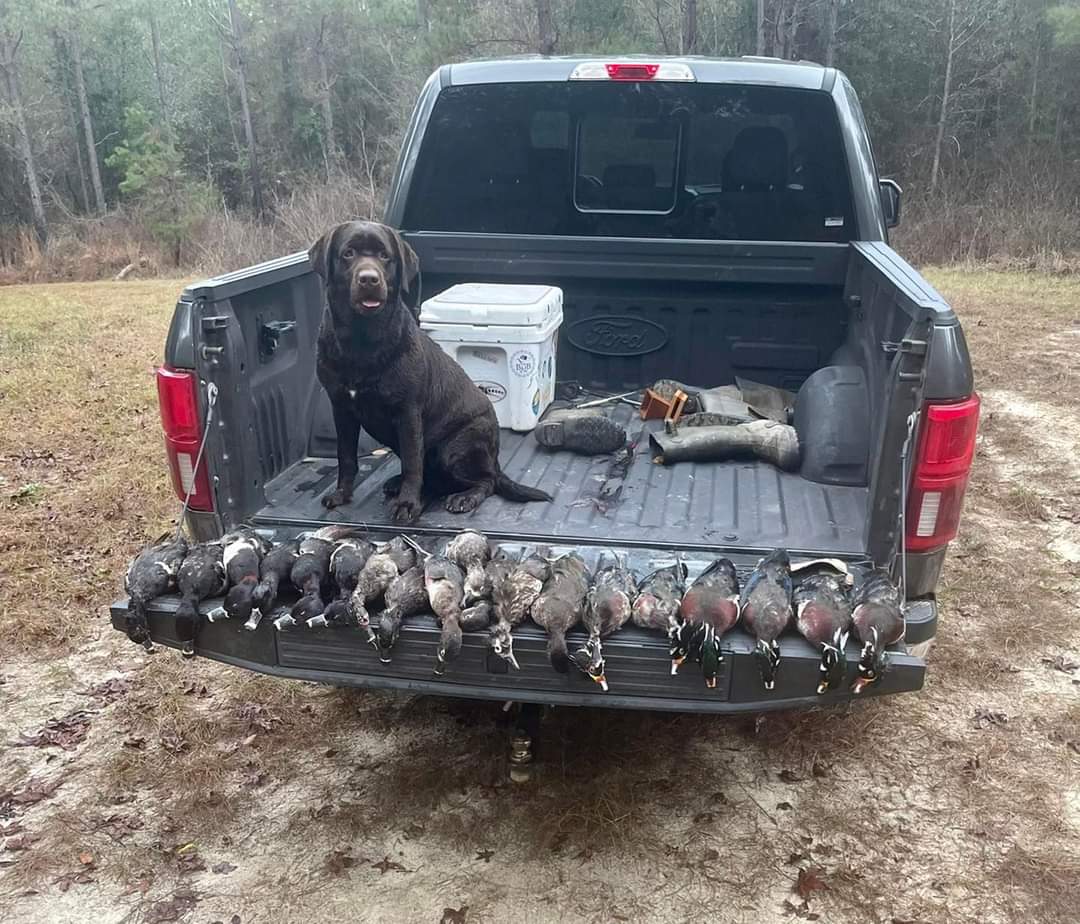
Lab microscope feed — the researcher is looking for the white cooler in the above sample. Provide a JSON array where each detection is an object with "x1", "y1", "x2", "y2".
[{"x1": 419, "y1": 283, "x2": 563, "y2": 431}]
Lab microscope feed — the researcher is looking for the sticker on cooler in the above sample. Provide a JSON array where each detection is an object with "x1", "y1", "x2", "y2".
[
  {"x1": 511, "y1": 350, "x2": 535, "y2": 378},
  {"x1": 476, "y1": 381, "x2": 507, "y2": 402}
]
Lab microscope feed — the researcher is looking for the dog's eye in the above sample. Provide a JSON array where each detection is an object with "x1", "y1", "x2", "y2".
[
  {"x1": 341, "y1": 247, "x2": 356, "y2": 260},
  {"x1": 379, "y1": 251, "x2": 390, "y2": 261}
]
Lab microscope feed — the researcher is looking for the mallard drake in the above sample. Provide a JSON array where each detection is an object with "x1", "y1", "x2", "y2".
[
  {"x1": 425, "y1": 555, "x2": 466, "y2": 674},
  {"x1": 631, "y1": 562, "x2": 687, "y2": 637},
  {"x1": 573, "y1": 556, "x2": 637, "y2": 691},
  {"x1": 175, "y1": 541, "x2": 226, "y2": 657},
  {"x1": 739, "y1": 549, "x2": 793, "y2": 692},
  {"x1": 673, "y1": 558, "x2": 740, "y2": 689},
  {"x1": 371, "y1": 564, "x2": 428, "y2": 661},
  {"x1": 124, "y1": 534, "x2": 189, "y2": 648},
  {"x1": 444, "y1": 530, "x2": 492, "y2": 604},
  {"x1": 531, "y1": 553, "x2": 589, "y2": 673},
  {"x1": 207, "y1": 530, "x2": 270, "y2": 624},
  {"x1": 489, "y1": 552, "x2": 550, "y2": 670},
  {"x1": 850, "y1": 568, "x2": 904, "y2": 694},
  {"x1": 792, "y1": 564, "x2": 854, "y2": 694},
  {"x1": 251, "y1": 539, "x2": 299, "y2": 630}
]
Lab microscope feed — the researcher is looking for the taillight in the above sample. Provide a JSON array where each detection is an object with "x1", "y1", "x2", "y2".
[
  {"x1": 156, "y1": 366, "x2": 214, "y2": 511},
  {"x1": 569, "y1": 61, "x2": 696, "y2": 82},
  {"x1": 905, "y1": 395, "x2": 980, "y2": 552}
]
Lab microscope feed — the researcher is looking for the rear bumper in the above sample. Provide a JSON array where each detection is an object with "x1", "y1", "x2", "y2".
[{"x1": 110, "y1": 596, "x2": 933, "y2": 714}]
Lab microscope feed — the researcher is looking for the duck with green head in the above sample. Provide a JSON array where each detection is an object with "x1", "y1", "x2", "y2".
[
  {"x1": 673, "y1": 557, "x2": 740, "y2": 689},
  {"x1": 850, "y1": 568, "x2": 904, "y2": 694}
]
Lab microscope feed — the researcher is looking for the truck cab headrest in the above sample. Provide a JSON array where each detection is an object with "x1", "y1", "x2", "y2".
[{"x1": 723, "y1": 126, "x2": 788, "y2": 192}]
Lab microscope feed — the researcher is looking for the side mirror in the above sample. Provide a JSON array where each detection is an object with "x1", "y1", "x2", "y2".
[{"x1": 879, "y1": 178, "x2": 902, "y2": 229}]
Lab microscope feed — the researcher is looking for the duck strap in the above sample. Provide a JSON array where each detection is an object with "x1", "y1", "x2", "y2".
[
  {"x1": 897, "y1": 408, "x2": 921, "y2": 603},
  {"x1": 174, "y1": 381, "x2": 219, "y2": 543}
]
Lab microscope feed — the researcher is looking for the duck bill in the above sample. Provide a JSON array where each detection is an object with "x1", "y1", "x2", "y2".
[
  {"x1": 243, "y1": 611, "x2": 264, "y2": 631},
  {"x1": 763, "y1": 679, "x2": 775, "y2": 691},
  {"x1": 705, "y1": 676, "x2": 717, "y2": 690},
  {"x1": 816, "y1": 679, "x2": 830, "y2": 695},
  {"x1": 206, "y1": 607, "x2": 228, "y2": 623},
  {"x1": 592, "y1": 673, "x2": 609, "y2": 692},
  {"x1": 307, "y1": 615, "x2": 329, "y2": 629},
  {"x1": 272, "y1": 613, "x2": 297, "y2": 632},
  {"x1": 506, "y1": 650, "x2": 521, "y2": 671},
  {"x1": 851, "y1": 676, "x2": 875, "y2": 695},
  {"x1": 670, "y1": 656, "x2": 685, "y2": 676}
]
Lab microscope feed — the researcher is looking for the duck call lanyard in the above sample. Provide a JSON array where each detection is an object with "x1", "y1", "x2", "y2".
[{"x1": 174, "y1": 381, "x2": 219, "y2": 543}]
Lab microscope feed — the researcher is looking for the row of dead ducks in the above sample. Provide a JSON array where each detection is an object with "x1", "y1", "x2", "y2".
[{"x1": 124, "y1": 526, "x2": 904, "y2": 694}]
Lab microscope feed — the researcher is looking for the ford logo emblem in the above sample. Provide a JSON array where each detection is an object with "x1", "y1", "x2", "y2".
[
  {"x1": 475, "y1": 380, "x2": 507, "y2": 402},
  {"x1": 565, "y1": 315, "x2": 668, "y2": 357}
]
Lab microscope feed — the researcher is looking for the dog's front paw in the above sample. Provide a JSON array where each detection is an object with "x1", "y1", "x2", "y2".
[
  {"x1": 390, "y1": 495, "x2": 422, "y2": 524},
  {"x1": 321, "y1": 489, "x2": 352, "y2": 509},
  {"x1": 446, "y1": 487, "x2": 487, "y2": 513}
]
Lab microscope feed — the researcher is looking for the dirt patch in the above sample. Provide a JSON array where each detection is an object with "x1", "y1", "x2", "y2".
[{"x1": 2, "y1": 271, "x2": 1080, "y2": 923}]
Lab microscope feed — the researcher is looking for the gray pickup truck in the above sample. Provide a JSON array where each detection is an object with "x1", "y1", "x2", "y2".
[{"x1": 113, "y1": 56, "x2": 978, "y2": 714}]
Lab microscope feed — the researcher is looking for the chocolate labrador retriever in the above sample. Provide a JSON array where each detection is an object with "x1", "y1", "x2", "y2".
[{"x1": 309, "y1": 220, "x2": 551, "y2": 523}]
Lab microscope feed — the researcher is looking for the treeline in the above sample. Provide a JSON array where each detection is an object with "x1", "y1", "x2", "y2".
[{"x1": 1, "y1": 0, "x2": 1079, "y2": 279}]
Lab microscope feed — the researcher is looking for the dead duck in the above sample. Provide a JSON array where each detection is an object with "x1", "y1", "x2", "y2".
[
  {"x1": 124, "y1": 534, "x2": 189, "y2": 648},
  {"x1": 486, "y1": 551, "x2": 530, "y2": 669},
  {"x1": 374, "y1": 564, "x2": 429, "y2": 662},
  {"x1": 851, "y1": 568, "x2": 904, "y2": 694},
  {"x1": 175, "y1": 541, "x2": 227, "y2": 657},
  {"x1": 739, "y1": 549, "x2": 793, "y2": 692},
  {"x1": 425, "y1": 555, "x2": 466, "y2": 674},
  {"x1": 276, "y1": 532, "x2": 336, "y2": 630},
  {"x1": 307, "y1": 537, "x2": 376, "y2": 629},
  {"x1": 251, "y1": 539, "x2": 299, "y2": 630},
  {"x1": 460, "y1": 599, "x2": 494, "y2": 632},
  {"x1": 792, "y1": 564, "x2": 854, "y2": 694},
  {"x1": 444, "y1": 530, "x2": 492, "y2": 604},
  {"x1": 674, "y1": 558, "x2": 740, "y2": 689},
  {"x1": 573, "y1": 556, "x2": 637, "y2": 691},
  {"x1": 631, "y1": 562, "x2": 687, "y2": 638},
  {"x1": 347, "y1": 536, "x2": 419, "y2": 639},
  {"x1": 531, "y1": 553, "x2": 590, "y2": 673},
  {"x1": 207, "y1": 529, "x2": 270, "y2": 625}
]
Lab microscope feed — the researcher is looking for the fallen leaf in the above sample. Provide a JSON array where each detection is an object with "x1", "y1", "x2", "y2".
[
  {"x1": 475, "y1": 849, "x2": 494, "y2": 862},
  {"x1": 701, "y1": 848, "x2": 720, "y2": 863},
  {"x1": 693, "y1": 811, "x2": 715, "y2": 824},
  {"x1": 212, "y1": 861, "x2": 237, "y2": 874},
  {"x1": 972, "y1": 707, "x2": 1008, "y2": 728},
  {"x1": 779, "y1": 769, "x2": 805, "y2": 783},
  {"x1": 811, "y1": 761, "x2": 829, "y2": 778},
  {"x1": 123, "y1": 736, "x2": 147, "y2": 750},
  {"x1": 403, "y1": 823, "x2": 425, "y2": 840},
  {"x1": 777, "y1": 801, "x2": 794, "y2": 811},
  {"x1": 5, "y1": 833, "x2": 40, "y2": 851},
  {"x1": 159, "y1": 733, "x2": 187, "y2": 754},
  {"x1": 440, "y1": 906, "x2": 468, "y2": 924},
  {"x1": 78, "y1": 851, "x2": 95, "y2": 866},
  {"x1": 17, "y1": 710, "x2": 93, "y2": 751},
  {"x1": 175, "y1": 844, "x2": 206, "y2": 875},
  {"x1": 145, "y1": 889, "x2": 199, "y2": 924},
  {"x1": 81, "y1": 677, "x2": 132, "y2": 703},
  {"x1": 795, "y1": 867, "x2": 828, "y2": 901},
  {"x1": 372, "y1": 856, "x2": 408, "y2": 874},
  {"x1": 1041, "y1": 655, "x2": 1079, "y2": 674},
  {"x1": 55, "y1": 871, "x2": 95, "y2": 892},
  {"x1": 323, "y1": 850, "x2": 358, "y2": 877},
  {"x1": 1, "y1": 822, "x2": 25, "y2": 837}
]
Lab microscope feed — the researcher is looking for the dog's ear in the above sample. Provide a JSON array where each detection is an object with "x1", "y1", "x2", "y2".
[
  {"x1": 308, "y1": 223, "x2": 342, "y2": 281},
  {"x1": 391, "y1": 229, "x2": 422, "y2": 319}
]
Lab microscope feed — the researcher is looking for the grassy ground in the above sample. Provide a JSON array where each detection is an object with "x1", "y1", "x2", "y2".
[{"x1": 0, "y1": 271, "x2": 1078, "y2": 923}]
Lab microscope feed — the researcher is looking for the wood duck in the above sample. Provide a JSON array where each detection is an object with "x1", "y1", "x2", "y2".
[
  {"x1": 124, "y1": 535, "x2": 189, "y2": 648},
  {"x1": 673, "y1": 558, "x2": 740, "y2": 689},
  {"x1": 792, "y1": 564, "x2": 854, "y2": 694},
  {"x1": 631, "y1": 562, "x2": 687, "y2": 637},
  {"x1": 308, "y1": 538, "x2": 376, "y2": 628},
  {"x1": 739, "y1": 549, "x2": 793, "y2": 692},
  {"x1": 531, "y1": 553, "x2": 589, "y2": 673},
  {"x1": 444, "y1": 530, "x2": 492, "y2": 605},
  {"x1": 175, "y1": 541, "x2": 226, "y2": 657},
  {"x1": 208, "y1": 530, "x2": 270, "y2": 624},
  {"x1": 850, "y1": 568, "x2": 904, "y2": 694},
  {"x1": 348, "y1": 537, "x2": 419, "y2": 639},
  {"x1": 489, "y1": 552, "x2": 551, "y2": 671},
  {"x1": 573, "y1": 556, "x2": 637, "y2": 691},
  {"x1": 251, "y1": 539, "x2": 299, "y2": 630},
  {"x1": 460, "y1": 599, "x2": 494, "y2": 631},
  {"x1": 425, "y1": 555, "x2": 466, "y2": 674},
  {"x1": 374, "y1": 564, "x2": 429, "y2": 662}
]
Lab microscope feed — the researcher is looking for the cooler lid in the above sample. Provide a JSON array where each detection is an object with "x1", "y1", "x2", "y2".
[{"x1": 420, "y1": 283, "x2": 562, "y2": 327}]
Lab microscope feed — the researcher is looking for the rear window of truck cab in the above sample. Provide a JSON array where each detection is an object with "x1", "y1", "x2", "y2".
[{"x1": 402, "y1": 81, "x2": 855, "y2": 242}]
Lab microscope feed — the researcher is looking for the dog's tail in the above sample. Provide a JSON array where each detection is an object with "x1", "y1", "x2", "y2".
[{"x1": 494, "y1": 469, "x2": 552, "y2": 503}]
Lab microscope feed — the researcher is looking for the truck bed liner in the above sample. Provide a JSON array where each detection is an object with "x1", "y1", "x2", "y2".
[{"x1": 253, "y1": 405, "x2": 868, "y2": 555}]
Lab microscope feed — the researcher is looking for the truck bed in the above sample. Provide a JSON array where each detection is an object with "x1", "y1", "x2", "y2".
[{"x1": 253, "y1": 403, "x2": 869, "y2": 555}]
